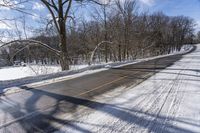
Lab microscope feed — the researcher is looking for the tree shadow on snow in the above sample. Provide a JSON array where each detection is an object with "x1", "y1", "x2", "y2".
[{"x1": 0, "y1": 85, "x2": 199, "y2": 133}]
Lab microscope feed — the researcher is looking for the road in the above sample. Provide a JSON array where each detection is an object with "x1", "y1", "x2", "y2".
[{"x1": 0, "y1": 45, "x2": 199, "y2": 133}]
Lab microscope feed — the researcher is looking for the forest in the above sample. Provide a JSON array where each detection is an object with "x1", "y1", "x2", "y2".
[{"x1": 0, "y1": 0, "x2": 196, "y2": 70}]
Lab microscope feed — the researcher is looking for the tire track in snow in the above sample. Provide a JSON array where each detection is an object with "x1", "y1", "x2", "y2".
[
  {"x1": 125, "y1": 56, "x2": 192, "y2": 132},
  {"x1": 97, "y1": 70, "x2": 180, "y2": 133},
  {"x1": 143, "y1": 54, "x2": 194, "y2": 133},
  {"x1": 147, "y1": 67, "x2": 188, "y2": 132},
  {"x1": 129, "y1": 71, "x2": 182, "y2": 132}
]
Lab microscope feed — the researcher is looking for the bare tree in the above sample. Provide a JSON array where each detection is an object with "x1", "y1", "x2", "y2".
[
  {"x1": 196, "y1": 31, "x2": 200, "y2": 43},
  {"x1": 39, "y1": 0, "x2": 74, "y2": 70},
  {"x1": 1, "y1": 0, "x2": 107, "y2": 70},
  {"x1": 0, "y1": 0, "x2": 196, "y2": 70},
  {"x1": 40, "y1": 0, "x2": 110, "y2": 70},
  {"x1": 115, "y1": 0, "x2": 137, "y2": 60}
]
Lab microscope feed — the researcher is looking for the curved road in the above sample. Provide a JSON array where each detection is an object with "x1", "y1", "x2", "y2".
[{"x1": 0, "y1": 45, "x2": 199, "y2": 133}]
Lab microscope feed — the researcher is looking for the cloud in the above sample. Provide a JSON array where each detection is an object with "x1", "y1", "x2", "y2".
[
  {"x1": 46, "y1": 14, "x2": 52, "y2": 20},
  {"x1": 139, "y1": 0, "x2": 155, "y2": 6},
  {"x1": 195, "y1": 20, "x2": 200, "y2": 31},
  {"x1": 31, "y1": 13, "x2": 40, "y2": 20},
  {"x1": 0, "y1": 0, "x2": 25, "y2": 10},
  {"x1": 33, "y1": 2, "x2": 45, "y2": 10},
  {"x1": 0, "y1": 6, "x2": 10, "y2": 10},
  {"x1": 0, "y1": 21, "x2": 12, "y2": 30},
  {"x1": 0, "y1": 1, "x2": 11, "y2": 10}
]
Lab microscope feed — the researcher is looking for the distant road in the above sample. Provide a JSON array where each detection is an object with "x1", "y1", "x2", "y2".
[{"x1": 0, "y1": 46, "x2": 196, "y2": 133}]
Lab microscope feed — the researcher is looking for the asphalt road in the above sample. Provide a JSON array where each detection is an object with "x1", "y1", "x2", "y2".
[{"x1": 0, "y1": 50, "x2": 192, "y2": 133}]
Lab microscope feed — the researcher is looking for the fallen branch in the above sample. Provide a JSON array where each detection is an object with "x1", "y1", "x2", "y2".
[
  {"x1": 89, "y1": 41, "x2": 113, "y2": 65},
  {"x1": 0, "y1": 39, "x2": 61, "y2": 57}
]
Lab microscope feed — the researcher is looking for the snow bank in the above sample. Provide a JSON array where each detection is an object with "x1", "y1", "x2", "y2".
[
  {"x1": 0, "y1": 65, "x2": 61, "y2": 80},
  {"x1": 0, "y1": 64, "x2": 90, "y2": 81},
  {"x1": 113, "y1": 44, "x2": 194, "y2": 68}
]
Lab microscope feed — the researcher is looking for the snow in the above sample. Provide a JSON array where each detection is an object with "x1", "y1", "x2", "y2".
[
  {"x1": 0, "y1": 64, "x2": 91, "y2": 81},
  {"x1": 0, "y1": 65, "x2": 59, "y2": 80},
  {"x1": 55, "y1": 44, "x2": 200, "y2": 133}
]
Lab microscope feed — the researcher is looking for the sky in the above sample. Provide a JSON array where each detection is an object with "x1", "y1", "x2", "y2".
[
  {"x1": 0, "y1": 0, "x2": 200, "y2": 41},
  {"x1": 139, "y1": 0, "x2": 200, "y2": 29}
]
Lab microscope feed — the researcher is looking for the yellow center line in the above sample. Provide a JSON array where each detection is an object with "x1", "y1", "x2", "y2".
[
  {"x1": 77, "y1": 75, "x2": 128, "y2": 97},
  {"x1": 77, "y1": 71, "x2": 141, "y2": 97}
]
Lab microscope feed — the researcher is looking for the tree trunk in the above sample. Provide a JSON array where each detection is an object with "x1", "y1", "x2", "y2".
[
  {"x1": 105, "y1": 43, "x2": 108, "y2": 63},
  {"x1": 118, "y1": 44, "x2": 121, "y2": 61},
  {"x1": 60, "y1": 52, "x2": 69, "y2": 70},
  {"x1": 103, "y1": 5, "x2": 108, "y2": 63},
  {"x1": 58, "y1": 0, "x2": 69, "y2": 70},
  {"x1": 123, "y1": 45, "x2": 126, "y2": 61}
]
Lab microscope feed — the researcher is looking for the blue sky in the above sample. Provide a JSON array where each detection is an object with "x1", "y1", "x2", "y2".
[
  {"x1": 139, "y1": 0, "x2": 200, "y2": 29},
  {"x1": 0, "y1": 0, "x2": 200, "y2": 41}
]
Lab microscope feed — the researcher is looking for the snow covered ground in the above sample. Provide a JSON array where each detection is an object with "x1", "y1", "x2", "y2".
[
  {"x1": 55, "y1": 44, "x2": 200, "y2": 133},
  {"x1": 0, "y1": 64, "x2": 89, "y2": 81}
]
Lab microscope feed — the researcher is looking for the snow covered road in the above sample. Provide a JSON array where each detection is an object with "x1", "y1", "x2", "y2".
[{"x1": 57, "y1": 45, "x2": 200, "y2": 133}]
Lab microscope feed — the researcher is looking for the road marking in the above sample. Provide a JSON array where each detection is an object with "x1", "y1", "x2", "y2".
[
  {"x1": 77, "y1": 75, "x2": 128, "y2": 96},
  {"x1": 77, "y1": 70, "x2": 144, "y2": 97}
]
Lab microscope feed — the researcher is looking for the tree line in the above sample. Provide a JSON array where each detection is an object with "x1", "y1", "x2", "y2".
[{"x1": 0, "y1": 0, "x2": 196, "y2": 70}]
